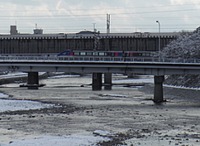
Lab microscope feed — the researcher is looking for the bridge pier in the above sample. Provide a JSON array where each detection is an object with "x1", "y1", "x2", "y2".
[
  {"x1": 27, "y1": 72, "x2": 39, "y2": 89},
  {"x1": 104, "y1": 73, "x2": 112, "y2": 90},
  {"x1": 154, "y1": 76, "x2": 165, "y2": 103},
  {"x1": 92, "y1": 73, "x2": 102, "y2": 91}
]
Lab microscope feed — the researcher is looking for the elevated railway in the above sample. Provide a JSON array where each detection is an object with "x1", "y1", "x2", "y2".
[{"x1": 0, "y1": 32, "x2": 178, "y2": 54}]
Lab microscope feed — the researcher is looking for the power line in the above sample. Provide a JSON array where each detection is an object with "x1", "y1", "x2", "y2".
[
  {"x1": 0, "y1": 3, "x2": 197, "y2": 12},
  {"x1": 0, "y1": 7, "x2": 199, "y2": 18}
]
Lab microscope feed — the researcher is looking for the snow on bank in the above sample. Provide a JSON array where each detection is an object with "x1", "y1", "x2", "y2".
[
  {"x1": 113, "y1": 78, "x2": 154, "y2": 84},
  {"x1": 1, "y1": 134, "x2": 110, "y2": 146},
  {"x1": 48, "y1": 74, "x2": 80, "y2": 79},
  {"x1": 0, "y1": 92, "x2": 9, "y2": 98},
  {"x1": 0, "y1": 72, "x2": 27, "y2": 79},
  {"x1": 0, "y1": 93, "x2": 53, "y2": 113},
  {"x1": 164, "y1": 84, "x2": 200, "y2": 91}
]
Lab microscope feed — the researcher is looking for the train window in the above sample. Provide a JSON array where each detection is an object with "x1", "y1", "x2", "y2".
[
  {"x1": 74, "y1": 52, "x2": 80, "y2": 56},
  {"x1": 99, "y1": 52, "x2": 105, "y2": 56},
  {"x1": 93, "y1": 52, "x2": 98, "y2": 56},
  {"x1": 146, "y1": 53, "x2": 150, "y2": 57},
  {"x1": 86, "y1": 52, "x2": 92, "y2": 56},
  {"x1": 80, "y1": 52, "x2": 86, "y2": 56}
]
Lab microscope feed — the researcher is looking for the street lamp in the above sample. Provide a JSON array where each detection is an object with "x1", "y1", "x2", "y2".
[
  {"x1": 93, "y1": 23, "x2": 96, "y2": 33},
  {"x1": 156, "y1": 21, "x2": 161, "y2": 61}
]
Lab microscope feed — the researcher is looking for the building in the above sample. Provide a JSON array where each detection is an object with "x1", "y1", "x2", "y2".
[{"x1": 10, "y1": 25, "x2": 18, "y2": 35}]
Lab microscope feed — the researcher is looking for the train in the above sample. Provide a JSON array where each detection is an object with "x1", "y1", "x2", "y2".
[
  {"x1": 57, "y1": 50, "x2": 158, "y2": 58},
  {"x1": 0, "y1": 50, "x2": 158, "y2": 63}
]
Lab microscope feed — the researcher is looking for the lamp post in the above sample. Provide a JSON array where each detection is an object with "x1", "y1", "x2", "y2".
[
  {"x1": 156, "y1": 21, "x2": 161, "y2": 61},
  {"x1": 93, "y1": 23, "x2": 96, "y2": 33}
]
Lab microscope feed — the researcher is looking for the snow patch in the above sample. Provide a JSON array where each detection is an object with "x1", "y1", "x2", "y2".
[
  {"x1": 0, "y1": 92, "x2": 9, "y2": 98},
  {"x1": 113, "y1": 78, "x2": 153, "y2": 84},
  {"x1": 0, "y1": 94, "x2": 53, "y2": 113},
  {"x1": 1, "y1": 134, "x2": 110, "y2": 146},
  {"x1": 48, "y1": 75, "x2": 80, "y2": 79},
  {"x1": 0, "y1": 72, "x2": 27, "y2": 79}
]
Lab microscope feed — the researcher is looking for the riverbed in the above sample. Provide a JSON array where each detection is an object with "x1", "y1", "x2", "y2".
[{"x1": 0, "y1": 74, "x2": 200, "y2": 146}]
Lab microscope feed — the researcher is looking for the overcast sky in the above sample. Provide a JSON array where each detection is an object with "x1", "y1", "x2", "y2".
[{"x1": 0, "y1": 0, "x2": 200, "y2": 34}]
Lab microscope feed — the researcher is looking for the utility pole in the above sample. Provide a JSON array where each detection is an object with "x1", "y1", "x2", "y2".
[
  {"x1": 105, "y1": 14, "x2": 112, "y2": 90},
  {"x1": 107, "y1": 14, "x2": 111, "y2": 34},
  {"x1": 93, "y1": 23, "x2": 96, "y2": 33},
  {"x1": 93, "y1": 23, "x2": 99, "y2": 50},
  {"x1": 156, "y1": 20, "x2": 161, "y2": 61}
]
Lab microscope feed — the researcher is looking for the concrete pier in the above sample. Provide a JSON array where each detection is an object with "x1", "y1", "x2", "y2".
[
  {"x1": 92, "y1": 73, "x2": 102, "y2": 91},
  {"x1": 154, "y1": 76, "x2": 165, "y2": 103},
  {"x1": 104, "y1": 73, "x2": 112, "y2": 90},
  {"x1": 27, "y1": 72, "x2": 39, "y2": 89}
]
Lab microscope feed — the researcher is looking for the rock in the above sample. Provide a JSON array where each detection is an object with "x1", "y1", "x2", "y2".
[{"x1": 93, "y1": 130, "x2": 111, "y2": 137}]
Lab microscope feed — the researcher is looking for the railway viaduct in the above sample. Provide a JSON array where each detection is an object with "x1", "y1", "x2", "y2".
[{"x1": 0, "y1": 32, "x2": 178, "y2": 54}]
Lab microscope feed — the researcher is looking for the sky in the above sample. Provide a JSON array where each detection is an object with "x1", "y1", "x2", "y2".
[{"x1": 0, "y1": 0, "x2": 200, "y2": 34}]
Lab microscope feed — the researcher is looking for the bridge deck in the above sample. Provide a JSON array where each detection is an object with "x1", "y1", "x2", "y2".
[{"x1": 1, "y1": 57, "x2": 200, "y2": 75}]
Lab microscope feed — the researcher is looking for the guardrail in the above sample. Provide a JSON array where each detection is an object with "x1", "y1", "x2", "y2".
[{"x1": 0, "y1": 55, "x2": 200, "y2": 64}]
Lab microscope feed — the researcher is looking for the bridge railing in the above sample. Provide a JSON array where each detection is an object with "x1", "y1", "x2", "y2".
[
  {"x1": 159, "y1": 58, "x2": 200, "y2": 63},
  {"x1": 1, "y1": 55, "x2": 200, "y2": 64}
]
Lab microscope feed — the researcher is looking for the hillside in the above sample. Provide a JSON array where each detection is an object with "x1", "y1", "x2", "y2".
[{"x1": 162, "y1": 28, "x2": 200, "y2": 87}]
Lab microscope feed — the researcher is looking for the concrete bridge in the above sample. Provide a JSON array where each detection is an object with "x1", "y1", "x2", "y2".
[{"x1": 0, "y1": 55, "x2": 200, "y2": 103}]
